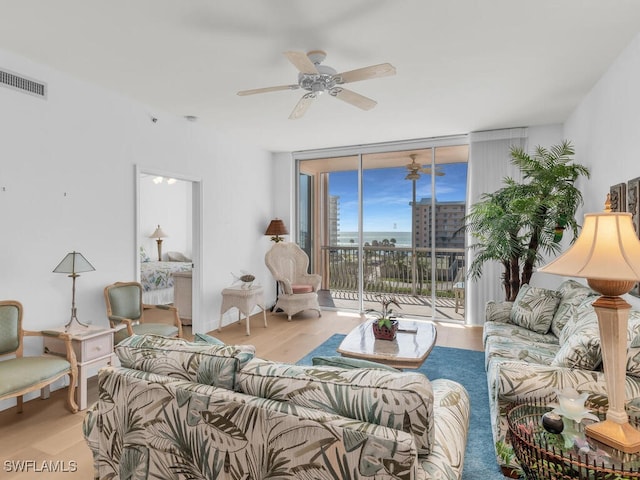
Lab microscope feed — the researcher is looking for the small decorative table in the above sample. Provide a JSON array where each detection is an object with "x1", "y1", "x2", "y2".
[
  {"x1": 218, "y1": 285, "x2": 267, "y2": 335},
  {"x1": 43, "y1": 326, "x2": 115, "y2": 410},
  {"x1": 507, "y1": 402, "x2": 640, "y2": 479}
]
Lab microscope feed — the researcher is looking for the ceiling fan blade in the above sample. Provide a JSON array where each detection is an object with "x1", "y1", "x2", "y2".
[
  {"x1": 237, "y1": 84, "x2": 299, "y2": 96},
  {"x1": 284, "y1": 51, "x2": 318, "y2": 74},
  {"x1": 332, "y1": 88, "x2": 377, "y2": 110},
  {"x1": 334, "y1": 63, "x2": 396, "y2": 84},
  {"x1": 289, "y1": 94, "x2": 315, "y2": 120},
  {"x1": 422, "y1": 168, "x2": 445, "y2": 176}
]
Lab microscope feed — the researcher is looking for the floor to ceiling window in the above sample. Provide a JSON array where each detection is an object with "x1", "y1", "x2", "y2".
[{"x1": 296, "y1": 137, "x2": 468, "y2": 322}]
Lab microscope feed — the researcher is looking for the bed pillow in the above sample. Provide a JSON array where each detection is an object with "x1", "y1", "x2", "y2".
[
  {"x1": 509, "y1": 284, "x2": 561, "y2": 334},
  {"x1": 139, "y1": 246, "x2": 151, "y2": 263},
  {"x1": 167, "y1": 251, "x2": 192, "y2": 262}
]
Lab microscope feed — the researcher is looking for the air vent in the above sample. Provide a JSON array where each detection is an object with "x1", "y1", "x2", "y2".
[{"x1": 0, "y1": 68, "x2": 47, "y2": 99}]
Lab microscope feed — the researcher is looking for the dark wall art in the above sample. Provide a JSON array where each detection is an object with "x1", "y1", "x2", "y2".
[
  {"x1": 609, "y1": 183, "x2": 626, "y2": 212},
  {"x1": 625, "y1": 177, "x2": 640, "y2": 296}
]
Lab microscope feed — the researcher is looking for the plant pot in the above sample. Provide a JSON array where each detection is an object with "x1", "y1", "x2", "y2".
[{"x1": 372, "y1": 319, "x2": 398, "y2": 341}]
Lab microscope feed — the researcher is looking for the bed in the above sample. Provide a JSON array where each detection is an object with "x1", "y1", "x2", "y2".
[{"x1": 140, "y1": 261, "x2": 192, "y2": 305}]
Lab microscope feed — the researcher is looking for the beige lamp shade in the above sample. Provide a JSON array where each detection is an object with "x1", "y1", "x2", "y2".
[
  {"x1": 149, "y1": 225, "x2": 168, "y2": 239},
  {"x1": 539, "y1": 212, "x2": 640, "y2": 281},
  {"x1": 53, "y1": 251, "x2": 95, "y2": 274}
]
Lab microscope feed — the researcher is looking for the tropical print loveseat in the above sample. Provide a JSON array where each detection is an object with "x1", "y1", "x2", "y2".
[
  {"x1": 483, "y1": 279, "x2": 640, "y2": 472},
  {"x1": 83, "y1": 334, "x2": 471, "y2": 479}
]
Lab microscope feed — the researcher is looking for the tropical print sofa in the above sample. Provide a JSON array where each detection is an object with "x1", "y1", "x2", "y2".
[
  {"x1": 83, "y1": 334, "x2": 471, "y2": 479},
  {"x1": 483, "y1": 279, "x2": 640, "y2": 472}
]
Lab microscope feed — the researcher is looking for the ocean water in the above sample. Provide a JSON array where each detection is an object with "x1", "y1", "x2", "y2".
[{"x1": 338, "y1": 231, "x2": 412, "y2": 247}]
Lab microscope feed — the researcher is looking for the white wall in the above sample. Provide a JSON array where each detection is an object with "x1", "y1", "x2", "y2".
[
  {"x1": 565, "y1": 33, "x2": 640, "y2": 213},
  {"x1": 564, "y1": 32, "x2": 640, "y2": 309},
  {"x1": 527, "y1": 124, "x2": 564, "y2": 156},
  {"x1": 0, "y1": 48, "x2": 276, "y2": 409},
  {"x1": 139, "y1": 175, "x2": 192, "y2": 260}
]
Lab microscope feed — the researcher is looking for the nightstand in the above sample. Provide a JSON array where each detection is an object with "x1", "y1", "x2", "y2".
[{"x1": 43, "y1": 327, "x2": 115, "y2": 410}]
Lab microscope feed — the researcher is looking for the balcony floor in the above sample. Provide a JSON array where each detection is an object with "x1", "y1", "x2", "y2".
[{"x1": 318, "y1": 289, "x2": 465, "y2": 322}]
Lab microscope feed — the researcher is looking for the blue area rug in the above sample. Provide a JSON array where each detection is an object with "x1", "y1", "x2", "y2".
[{"x1": 297, "y1": 334, "x2": 505, "y2": 480}]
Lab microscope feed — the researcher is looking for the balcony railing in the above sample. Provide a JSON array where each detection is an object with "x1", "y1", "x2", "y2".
[{"x1": 320, "y1": 245, "x2": 465, "y2": 297}]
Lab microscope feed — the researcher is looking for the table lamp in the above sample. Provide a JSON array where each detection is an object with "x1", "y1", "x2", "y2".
[
  {"x1": 538, "y1": 195, "x2": 640, "y2": 452},
  {"x1": 53, "y1": 251, "x2": 95, "y2": 331},
  {"x1": 265, "y1": 218, "x2": 288, "y2": 243},
  {"x1": 149, "y1": 225, "x2": 167, "y2": 261}
]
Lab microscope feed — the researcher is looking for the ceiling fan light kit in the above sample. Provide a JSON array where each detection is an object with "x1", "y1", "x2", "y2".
[{"x1": 237, "y1": 50, "x2": 396, "y2": 119}]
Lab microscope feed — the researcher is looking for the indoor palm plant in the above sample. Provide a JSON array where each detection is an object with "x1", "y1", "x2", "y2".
[
  {"x1": 465, "y1": 140, "x2": 590, "y2": 301},
  {"x1": 366, "y1": 295, "x2": 402, "y2": 340}
]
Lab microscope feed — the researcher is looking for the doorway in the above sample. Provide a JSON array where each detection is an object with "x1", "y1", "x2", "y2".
[{"x1": 135, "y1": 166, "x2": 203, "y2": 333}]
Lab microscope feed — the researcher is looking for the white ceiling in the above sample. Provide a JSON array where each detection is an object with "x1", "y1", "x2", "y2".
[{"x1": 1, "y1": 1, "x2": 640, "y2": 153}]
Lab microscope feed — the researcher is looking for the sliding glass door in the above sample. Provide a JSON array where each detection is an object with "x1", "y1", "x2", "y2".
[{"x1": 296, "y1": 138, "x2": 468, "y2": 322}]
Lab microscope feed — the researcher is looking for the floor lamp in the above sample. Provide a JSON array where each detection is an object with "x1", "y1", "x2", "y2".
[{"x1": 539, "y1": 197, "x2": 640, "y2": 453}]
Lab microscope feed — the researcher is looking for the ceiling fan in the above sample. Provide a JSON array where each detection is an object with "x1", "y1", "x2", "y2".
[
  {"x1": 237, "y1": 50, "x2": 396, "y2": 119},
  {"x1": 405, "y1": 154, "x2": 444, "y2": 180}
]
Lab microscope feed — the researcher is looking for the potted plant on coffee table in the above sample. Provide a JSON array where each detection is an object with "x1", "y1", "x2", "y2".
[{"x1": 366, "y1": 295, "x2": 402, "y2": 340}]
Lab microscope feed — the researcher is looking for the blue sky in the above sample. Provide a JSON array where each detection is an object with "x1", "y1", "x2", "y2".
[{"x1": 330, "y1": 163, "x2": 468, "y2": 232}]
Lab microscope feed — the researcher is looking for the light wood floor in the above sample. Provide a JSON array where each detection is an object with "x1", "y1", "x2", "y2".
[{"x1": 0, "y1": 310, "x2": 483, "y2": 479}]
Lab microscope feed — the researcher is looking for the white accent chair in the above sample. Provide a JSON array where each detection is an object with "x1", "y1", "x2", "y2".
[{"x1": 265, "y1": 242, "x2": 322, "y2": 321}]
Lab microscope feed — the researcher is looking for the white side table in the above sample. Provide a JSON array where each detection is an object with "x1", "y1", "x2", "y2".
[
  {"x1": 218, "y1": 285, "x2": 268, "y2": 335},
  {"x1": 43, "y1": 327, "x2": 115, "y2": 410}
]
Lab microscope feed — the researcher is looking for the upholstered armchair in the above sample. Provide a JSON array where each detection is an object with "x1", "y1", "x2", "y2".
[
  {"x1": 0, "y1": 300, "x2": 78, "y2": 413},
  {"x1": 104, "y1": 282, "x2": 182, "y2": 345},
  {"x1": 265, "y1": 242, "x2": 322, "y2": 320}
]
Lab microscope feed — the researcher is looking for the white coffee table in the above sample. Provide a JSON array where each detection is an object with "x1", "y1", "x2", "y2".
[{"x1": 337, "y1": 320, "x2": 437, "y2": 369}]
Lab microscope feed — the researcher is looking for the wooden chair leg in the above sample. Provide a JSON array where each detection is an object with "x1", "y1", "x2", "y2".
[
  {"x1": 17, "y1": 395, "x2": 23, "y2": 413},
  {"x1": 67, "y1": 370, "x2": 79, "y2": 413}
]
